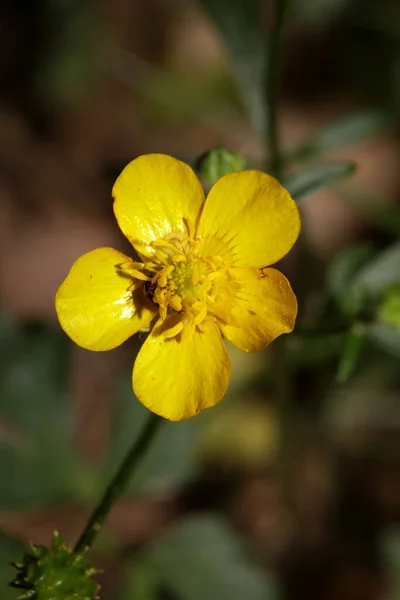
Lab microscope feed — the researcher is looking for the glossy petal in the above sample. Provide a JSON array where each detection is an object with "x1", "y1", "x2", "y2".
[
  {"x1": 113, "y1": 154, "x2": 205, "y2": 258},
  {"x1": 197, "y1": 170, "x2": 300, "y2": 268},
  {"x1": 133, "y1": 319, "x2": 231, "y2": 421},
  {"x1": 219, "y1": 267, "x2": 298, "y2": 352},
  {"x1": 55, "y1": 247, "x2": 157, "y2": 351}
]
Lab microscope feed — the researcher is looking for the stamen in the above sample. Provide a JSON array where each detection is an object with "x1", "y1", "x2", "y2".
[
  {"x1": 139, "y1": 234, "x2": 229, "y2": 334},
  {"x1": 169, "y1": 295, "x2": 183, "y2": 312},
  {"x1": 126, "y1": 269, "x2": 149, "y2": 281},
  {"x1": 163, "y1": 321, "x2": 184, "y2": 339}
]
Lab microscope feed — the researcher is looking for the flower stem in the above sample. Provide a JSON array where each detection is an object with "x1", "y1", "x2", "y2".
[
  {"x1": 266, "y1": 0, "x2": 289, "y2": 180},
  {"x1": 74, "y1": 412, "x2": 162, "y2": 554}
]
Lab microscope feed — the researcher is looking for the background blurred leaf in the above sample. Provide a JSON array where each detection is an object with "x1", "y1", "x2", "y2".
[
  {"x1": 366, "y1": 322, "x2": 400, "y2": 359},
  {"x1": 144, "y1": 515, "x2": 277, "y2": 600},
  {"x1": 337, "y1": 188, "x2": 400, "y2": 235},
  {"x1": 199, "y1": 0, "x2": 266, "y2": 133},
  {"x1": 328, "y1": 243, "x2": 377, "y2": 317},
  {"x1": 36, "y1": 0, "x2": 106, "y2": 106},
  {"x1": 116, "y1": 560, "x2": 159, "y2": 600},
  {"x1": 336, "y1": 326, "x2": 365, "y2": 383},
  {"x1": 287, "y1": 334, "x2": 344, "y2": 367},
  {"x1": 328, "y1": 243, "x2": 376, "y2": 299},
  {"x1": 353, "y1": 241, "x2": 400, "y2": 297},
  {"x1": 286, "y1": 110, "x2": 392, "y2": 162},
  {"x1": 0, "y1": 322, "x2": 89, "y2": 509},
  {"x1": 381, "y1": 527, "x2": 400, "y2": 600},
  {"x1": 284, "y1": 161, "x2": 356, "y2": 202},
  {"x1": 106, "y1": 376, "x2": 201, "y2": 495},
  {"x1": 0, "y1": 533, "x2": 25, "y2": 600}
]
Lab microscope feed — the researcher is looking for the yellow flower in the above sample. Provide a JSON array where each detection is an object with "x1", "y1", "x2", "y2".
[{"x1": 56, "y1": 154, "x2": 300, "y2": 421}]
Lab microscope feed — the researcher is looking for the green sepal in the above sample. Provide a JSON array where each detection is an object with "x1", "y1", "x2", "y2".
[
  {"x1": 196, "y1": 146, "x2": 246, "y2": 186},
  {"x1": 10, "y1": 532, "x2": 100, "y2": 600}
]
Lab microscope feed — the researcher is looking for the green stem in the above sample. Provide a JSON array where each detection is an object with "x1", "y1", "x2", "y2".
[
  {"x1": 74, "y1": 412, "x2": 162, "y2": 554},
  {"x1": 266, "y1": 0, "x2": 289, "y2": 180}
]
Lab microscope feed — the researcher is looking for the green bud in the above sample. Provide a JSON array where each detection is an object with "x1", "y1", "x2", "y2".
[
  {"x1": 10, "y1": 532, "x2": 100, "y2": 600},
  {"x1": 378, "y1": 283, "x2": 400, "y2": 330},
  {"x1": 196, "y1": 146, "x2": 246, "y2": 186}
]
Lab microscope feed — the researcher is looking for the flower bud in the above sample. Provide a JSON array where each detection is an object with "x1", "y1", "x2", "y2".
[
  {"x1": 10, "y1": 532, "x2": 100, "y2": 600},
  {"x1": 196, "y1": 146, "x2": 246, "y2": 186}
]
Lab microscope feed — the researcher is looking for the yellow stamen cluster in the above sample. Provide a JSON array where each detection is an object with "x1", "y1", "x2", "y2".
[{"x1": 123, "y1": 236, "x2": 232, "y2": 339}]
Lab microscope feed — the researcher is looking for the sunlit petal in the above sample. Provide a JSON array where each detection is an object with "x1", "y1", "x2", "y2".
[
  {"x1": 219, "y1": 267, "x2": 298, "y2": 352},
  {"x1": 197, "y1": 170, "x2": 300, "y2": 268},
  {"x1": 113, "y1": 154, "x2": 205, "y2": 258},
  {"x1": 133, "y1": 319, "x2": 230, "y2": 420},
  {"x1": 55, "y1": 247, "x2": 157, "y2": 351}
]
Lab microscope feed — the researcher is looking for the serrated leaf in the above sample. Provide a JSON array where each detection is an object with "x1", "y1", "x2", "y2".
[
  {"x1": 145, "y1": 516, "x2": 277, "y2": 600},
  {"x1": 199, "y1": 0, "x2": 266, "y2": 133},
  {"x1": 286, "y1": 110, "x2": 392, "y2": 162},
  {"x1": 106, "y1": 375, "x2": 201, "y2": 495},
  {"x1": 284, "y1": 161, "x2": 356, "y2": 203}
]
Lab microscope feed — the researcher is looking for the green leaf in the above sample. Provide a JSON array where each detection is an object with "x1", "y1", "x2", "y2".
[
  {"x1": 284, "y1": 161, "x2": 356, "y2": 203},
  {"x1": 199, "y1": 0, "x2": 266, "y2": 133},
  {"x1": 287, "y1": 334, "x2": 344, "y2": 367},
  {"x1": 366, "y1": 322, "x2": 400, "y2": 359},
  {"x1": 106, "y1": 375, "x2": 201, "y2": 495},
  {"x1": 0, "y1": 322, "x2": 87, "y2": 509},
  {"x1": 328, "y1": 243, "x2": 377, "y2": 317},
  {"x1": 145, "y1": 516, "x2": 277, "y2": 600},
  {"x1": 286, "y1": 110, "x2": 392, "y2": 162},
  {"x1": 354, "y1": 241, "x2": 400, "y2": 297},
  {"x1": 336, "y1": 325, "x2": 365, "y2": 383},
  {"x1": 118, "y1": 560, "x2": 159, "y2": 600}
]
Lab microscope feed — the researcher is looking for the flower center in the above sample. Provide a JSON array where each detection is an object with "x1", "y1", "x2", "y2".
[
  {"x1": 123, "y1": 236, "x2": 233, "y2": 339},
  {"x1": 150, "y1": 241, "x2": 222, "y2": 336}
]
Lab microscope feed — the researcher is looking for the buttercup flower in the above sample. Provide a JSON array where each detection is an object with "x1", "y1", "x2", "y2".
[{"x1": 56, "y1": 154, "x2": 300, "y2": 421}]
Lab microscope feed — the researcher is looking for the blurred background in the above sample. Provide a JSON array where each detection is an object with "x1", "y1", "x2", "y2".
[{"x1": 0, "y1": 0, "x2": 400, "y2": 599}]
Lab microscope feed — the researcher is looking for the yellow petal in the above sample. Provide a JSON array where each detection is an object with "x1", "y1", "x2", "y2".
[
  {"x1": 112, "y1": 154, "x2": 205, "y2": 258},
  {"x1": 133, "y1": 319, "x2": 231, "y2": 421},
  {"x1": 197, "y1": 170, "x2": 300, "y2": 268},
  {"x1": 55, "y1": 247, "x2": 157, "y2": 351},
  {"x1": 219, "y1": 267, "x2": 298, "y2": 352}
]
